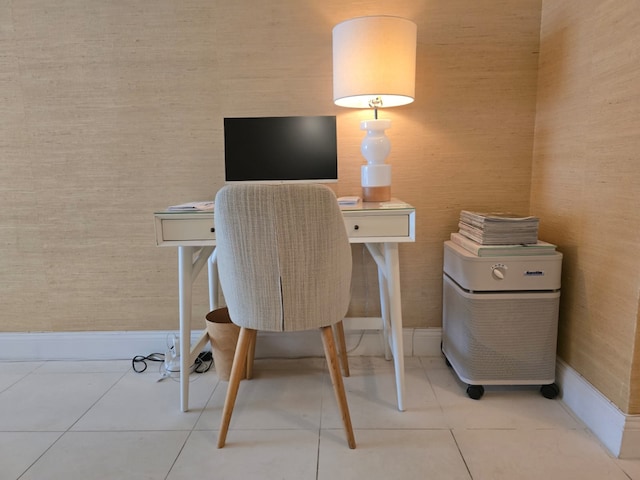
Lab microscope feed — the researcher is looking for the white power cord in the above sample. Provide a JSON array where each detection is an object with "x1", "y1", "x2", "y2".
[{"x1": 158, "y1": 334, "x2": 180, "y2": 382}]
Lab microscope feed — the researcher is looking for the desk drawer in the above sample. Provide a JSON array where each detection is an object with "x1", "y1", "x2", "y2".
[
  {"x1": 159, "y1": 218, "x2": 215, "y2": 242},
  {"x1": 154, "y1": 207, "x2": 415, "y2": 246},
  {"x1": 343, "y1": 214, "x2": 410, "y2": 238}
]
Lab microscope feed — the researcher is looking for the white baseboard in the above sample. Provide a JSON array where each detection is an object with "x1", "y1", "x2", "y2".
[
  {"x1": 0, "y1": 330, "x2": 192, "y2": 361},
  {"x1": 0, "y1": 327, "x2": 444, "y2": 361},
  {"x1": 556, "y1": 358, "x2": 639, "y2": 459},
  {"x1": 1, "y1": 329, "x2": 636, "y2": 458}
]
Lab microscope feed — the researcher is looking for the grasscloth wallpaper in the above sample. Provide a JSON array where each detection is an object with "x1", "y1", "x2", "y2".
[
  {"x1": 533, "y1": 0, "x2": 640, "y2": 413},
  {"x1": 1, "y1": 1, "x2": 638, "y2": 414}
]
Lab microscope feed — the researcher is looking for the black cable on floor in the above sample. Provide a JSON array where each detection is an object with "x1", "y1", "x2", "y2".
[
  {"x1": 131, "y1": 351, "x2": 213, "y2": 374},
  {"x1": 193, "y1": 351, "x2": 213, "y2": 373},
  {"x1": 132, "y1": 353, "x2": 165, "y2": 373}
]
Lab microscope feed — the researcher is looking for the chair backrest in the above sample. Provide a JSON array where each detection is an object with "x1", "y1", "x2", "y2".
[{"x1": 214, "y1": 184, "x2": 352, "y2": 332}]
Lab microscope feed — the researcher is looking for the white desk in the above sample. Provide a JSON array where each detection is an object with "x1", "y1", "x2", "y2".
[{"x1": 154, "y1": 199, "x2": 416, "y2": 412}]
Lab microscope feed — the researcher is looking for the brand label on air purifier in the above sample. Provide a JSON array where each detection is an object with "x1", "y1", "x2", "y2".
[{"x1": 524, "y1": 270, "x2": 545, "y2": 276}]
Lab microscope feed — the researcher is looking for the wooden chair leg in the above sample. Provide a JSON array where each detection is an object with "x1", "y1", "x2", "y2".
[
  {"x1": 218, "y1": 327, "x2": 254, "y2": 448},
  {"x1": 321, "y1": 326, "x2": 356, "y2": 449},
  {"x1": 245, "y1": 329, "x2": 256, "y2": 380},
  {"x1": 333, "y1": 320, "x2": 350, "y2": 377}
]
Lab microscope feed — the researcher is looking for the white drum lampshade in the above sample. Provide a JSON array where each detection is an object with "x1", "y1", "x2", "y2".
[{"x1": 332, "y1": 16, "x2": 417, "y2": 202}]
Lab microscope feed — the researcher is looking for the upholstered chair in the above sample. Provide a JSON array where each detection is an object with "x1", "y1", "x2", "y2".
[{"x1": 214, "y1": 183, "x2": 355, "y2": 449}]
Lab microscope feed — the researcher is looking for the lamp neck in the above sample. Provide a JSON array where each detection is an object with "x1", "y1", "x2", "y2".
[{"x1": 368, "y1": 96, "x2": 383, "y2": 119}]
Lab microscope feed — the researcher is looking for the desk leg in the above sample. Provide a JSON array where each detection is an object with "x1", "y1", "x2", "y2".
[
  {"x1": 178, "y1": 246, "x2": 194, "y2": 413},
  {"x1": 377, "y1": 268, "x2": 392, "y2": 361},
  {"x1": 178, "y1": 245, "x2": 214, "y2": 412},
  {"x1": 385, "y1": 243, "x2": 406, "y2": 412}
]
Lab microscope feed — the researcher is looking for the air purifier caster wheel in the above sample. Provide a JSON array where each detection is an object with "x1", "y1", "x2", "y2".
[
  {"x1": 540, "y1": 383, "x2": 560, "y2": 399},
  {"x1": 466, "y1": 384, "x2": 484, "y2": 400}
]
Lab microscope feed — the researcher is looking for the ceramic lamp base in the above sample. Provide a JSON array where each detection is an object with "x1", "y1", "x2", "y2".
[
  {"x1": 362, "y1": 185, "x2": 391, "y2": 202},
  {"x1": 361, "y1": 164, "x2": 391, "y2": 202}
]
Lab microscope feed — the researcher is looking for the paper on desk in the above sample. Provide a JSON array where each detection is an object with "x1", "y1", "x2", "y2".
[
  {"x1": 337, "y1": 196, "x2": 361, "y2": 205},
  {"x1": 379, "y1": 201, "x2": 411, "y2": 208},
  {"x1": 167, "y1": 201, "x2": 214, "y2": 211}
]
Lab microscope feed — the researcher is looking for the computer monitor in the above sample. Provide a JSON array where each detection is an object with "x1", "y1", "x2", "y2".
[{"x1": 223, "y1": 115, "x2": 338, "y2": 183}]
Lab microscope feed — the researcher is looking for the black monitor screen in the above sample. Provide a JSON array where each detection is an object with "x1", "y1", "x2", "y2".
[{"x1": 223, "y1": 115, "x2": 338, "y2": 183}]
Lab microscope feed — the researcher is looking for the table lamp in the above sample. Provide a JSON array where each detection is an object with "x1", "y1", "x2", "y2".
[{"x1": 332, "y1": 15, "x2": 417, "y2": 202}]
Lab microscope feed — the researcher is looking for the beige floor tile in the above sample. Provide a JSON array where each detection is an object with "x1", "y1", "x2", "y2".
[
  {"x1": 428, "y1": 367, "x2": 582, "y2": 430},
  {"x1": 0, "y1": 362, "x2": 43, "y2": 374},
  {"x1": 34, "y1": 359, "x2": 132, "y2": 373},
  {"x1": 196, "y1": 358, "x2": 325, "y2": 431},
  {"x1": 454, "y1": 428, "x2": 630, "y2": 480},
  {"x1": 616, "y1": 458, "x2": 640, "y2": 479},
  {"x1": 419, "y1": 355, "x2": 453, "y2": 370},
  {"x1": 242, "y1": 357, "x2": 328, "y2": 372},
  {"x1": 0, "y1": 432, "x2": 62, "y2": 480},
  {"x1": 0, "y1": 356, "x2": 633, "y2": 480},
  {"x1": 318, "y1": 429, "x2": 472, "y2": 480},
  {"x1": 321, "y1": 357, "x2": 448, "y2": 429},
  {"x1": 19, "y1": 431, "x2": 189, "y2": 480},
  {"x1": 168, "y1": 429, "x2": 320, "y2": 480},
  {"x1": 0, "y1": 373, "x2": 29, "y2": 393},
  {"x1": 71, "y1": 369, "x2": 217, "y2": 431},
  {"x1": 0, "y1": 372, "x2": 123, "y2": 431},
  {"x1": 0, "y1": 362, "x2": 44, "y2": 391}
]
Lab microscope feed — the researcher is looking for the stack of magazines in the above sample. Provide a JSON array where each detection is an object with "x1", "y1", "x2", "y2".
[{"x1": 453, "y1": 210, "x2": 556, "y2": 256}]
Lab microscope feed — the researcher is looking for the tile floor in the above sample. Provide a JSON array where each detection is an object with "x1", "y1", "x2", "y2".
[{"x1": 0, "y1": 355, "x2": 638, "y2": 480}]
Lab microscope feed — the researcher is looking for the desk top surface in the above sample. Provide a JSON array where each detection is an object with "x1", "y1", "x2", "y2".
[{"x1": 155, "y1": 198, "x2": 414, "y2": 216}]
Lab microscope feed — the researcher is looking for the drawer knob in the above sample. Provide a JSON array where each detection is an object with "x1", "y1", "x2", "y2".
[
  {"x1": 354, "y1": 225, "x2": 359, "y2": 230},
  {"x1": 210, "y1": 227, "x2": 215, "y2": 233}
]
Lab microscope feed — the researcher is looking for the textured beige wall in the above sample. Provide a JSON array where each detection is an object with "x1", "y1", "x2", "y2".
[
  {"x1": 0, "y1": 1, "x2": 541, "y2": 332},
  {"x1": 532, "y1": 0, "x2": 640, "y2": 414}
]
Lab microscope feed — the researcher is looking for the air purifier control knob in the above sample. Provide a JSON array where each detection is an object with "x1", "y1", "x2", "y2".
[{"x1": 491, "y1": 265, "x2": 506, "y2": 280}]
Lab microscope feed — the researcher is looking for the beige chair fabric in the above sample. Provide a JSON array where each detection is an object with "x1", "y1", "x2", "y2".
[
  {"x1": 214, "y1": 183, "x2": 355, "y2": 448},
  {"x1": 214, "y1": 183, "x2": 352, "y2": 332}
]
